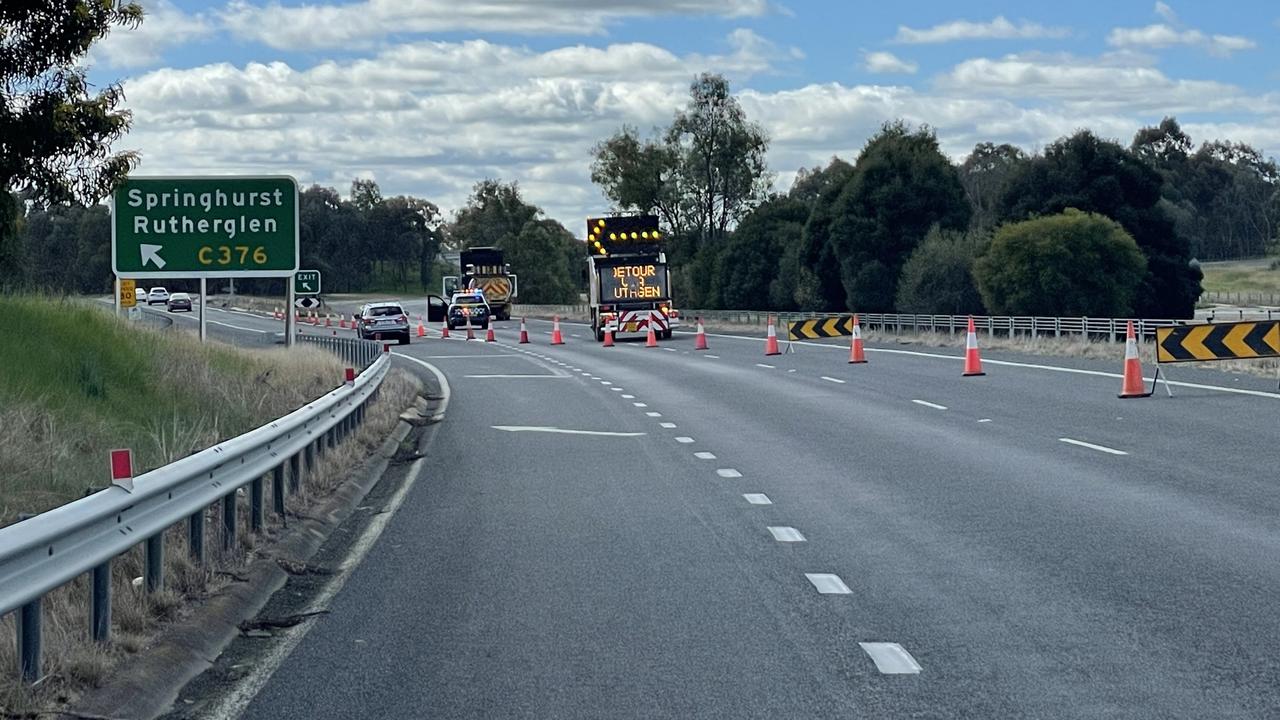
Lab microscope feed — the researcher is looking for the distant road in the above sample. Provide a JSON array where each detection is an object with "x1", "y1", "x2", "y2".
[{"x1": 142, "y1": 300, "x2": 1280, "y2": 718}]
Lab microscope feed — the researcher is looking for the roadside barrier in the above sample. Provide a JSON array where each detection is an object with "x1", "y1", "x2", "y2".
[{"x1": 0, "y1": 337, "x2": 388, "y2": 684}]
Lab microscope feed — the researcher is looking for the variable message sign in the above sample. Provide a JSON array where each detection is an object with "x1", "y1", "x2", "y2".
[
  {"x1": 600, "y1": 262, "x2": 668, "y2": 301},
  {"x1": 113, "y1": 176, "x2": 298, "y2": 278}
]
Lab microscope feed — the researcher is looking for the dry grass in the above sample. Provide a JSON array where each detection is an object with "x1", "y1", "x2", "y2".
[
  {"x1": 1200, "y1": 258, "x2": 1280, "y2": 295},
  {"x1": 0, "y1": 294, "x2": 424, "y2": 714}
]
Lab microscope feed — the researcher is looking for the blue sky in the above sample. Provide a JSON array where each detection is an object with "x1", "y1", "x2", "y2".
[{"x1": 88, "y1": 0, "x2": 1280, "y2": 230}]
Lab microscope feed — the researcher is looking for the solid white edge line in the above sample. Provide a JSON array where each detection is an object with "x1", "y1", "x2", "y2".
[
  {"x1": 206, "y1": 355, "x2": 449, "y2": 719},
  {"x1": 911, "y1": 399, "x2": 948, "y2": 410},
  {"x1": 1058, "y1": 437, "x2": 1128, "y2": 455},
  {"x1": 641, "y1": 325, "x2": 1280, "y2": 401},
  {"x1": 492, "y1": 426, "x2": 646, "y2": 437}
]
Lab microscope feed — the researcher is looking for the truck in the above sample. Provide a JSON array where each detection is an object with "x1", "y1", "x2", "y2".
[
  {"x1": 443, "y1": 247, "x2": 518, "y2": 321},
  {"x1": 586, "y1": 215, "x2": 679, "y2": 342}
]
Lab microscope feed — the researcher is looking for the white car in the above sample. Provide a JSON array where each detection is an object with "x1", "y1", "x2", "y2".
[{"x1": 147, "y1": 287, "x2": 169, "y2": 305}]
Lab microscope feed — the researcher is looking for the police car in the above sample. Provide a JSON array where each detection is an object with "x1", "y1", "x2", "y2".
[{"x1": 447, "y1": 291, "x2": 491, "y2": 330}]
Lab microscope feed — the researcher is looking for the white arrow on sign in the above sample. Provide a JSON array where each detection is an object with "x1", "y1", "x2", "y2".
[{"x1": 140, "y1": 244, "x2": 166, "y2": 269}]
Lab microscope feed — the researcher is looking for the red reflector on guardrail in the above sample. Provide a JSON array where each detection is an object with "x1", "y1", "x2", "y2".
[
  {"x1": 345, "y1": 367, "x2": 356, "y2": 383},
  {"x1": 109, "y1": 449, "x2": 134, "y2": 493}
]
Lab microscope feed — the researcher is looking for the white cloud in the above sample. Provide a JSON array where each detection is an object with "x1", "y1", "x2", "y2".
[
  {"x1": 1107, "y1": 24, "x2": 1255, "y2": 57},
  {"x1": 91, "y1": 0, "x2": 213, "y2": 68},
  {"x1": 114, "y1": 36, "x2": 1280, "y2": 232},
  {"x1": 1108, "y1": 4, "x2": 1256, "y2": 57},
  {"x1": 219, "y1": 0, "x2": 770, "y2": 50},
  {"x1": 862, "y1": 51, "x2": 917, "y2": 74},
  {"x1": 893, "y1": 16, "x2": 1069, "y2": 44}
]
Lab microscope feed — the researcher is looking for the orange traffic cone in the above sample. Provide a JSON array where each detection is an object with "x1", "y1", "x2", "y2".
[
  {"x1": 963, "y1": 316, "x2": 985, "y2": 376},
  {"x1": 440, "y1": 319, "x2": 450, "y2": 339},
  {"x1": 465, "y1": 316, "x2": 476, "y2": 341},
  {"x1": 485, "y1": 325, "x2": 496, "y2": 342},
  {"x1": 551, "y1": 316, "x2": 565, "y2": 345},
  {"x1": 645, "y1": 324, "x2": 658, "y2": 347},
  {"x1": 694, "y1": 318, "x2": 708, "y2": 350},
  {"x1": 764, "y1": 316, "x2": 781, "y2": 356},
  {"x1": 1118, "y1": 320, "x2": 1152, "y2": 398},
  {"x1": 325, "y1": 315, "x2": 332, "y2": 328},
  {"x1": 417, "y1": 319, "x2": 426, "y2": 338},
  {"x1": 603, "y1": 327, "x2": 614, "y2": 347},
  {"x1": 519, "y1": 318, "x2": 530, "y2": 344},
  {"x1": 849, "y1": 314, "x2": 867, "y2": 364}
]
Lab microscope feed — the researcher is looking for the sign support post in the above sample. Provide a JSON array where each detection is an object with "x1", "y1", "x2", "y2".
[
  {"x1": 199, "y1": 278, "x2": 207, "y2": 342},
  {"x1": 286, "y1": 278, "x2": 296, "y2": 347},
  {"x1": 114, "y1": 277, "x2": 121, "y2": 318}
]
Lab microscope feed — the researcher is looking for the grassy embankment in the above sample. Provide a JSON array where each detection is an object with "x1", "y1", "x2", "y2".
[
  {"x1": 1200, "y1": 258, "x2": 1280, "y2": 295},
  {"x1": 0, "y1": 295, "x2": 421, "y2": 714}
]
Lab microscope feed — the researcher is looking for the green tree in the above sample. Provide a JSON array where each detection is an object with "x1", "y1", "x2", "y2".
[
  {"x1": 449, "y1": 179, "x2": 538, "y2": 250},
  {"x1": 958, "y1": 143, "x2": 1027, "y2": 231},
  {"x1": 998, "y1": 129, "x2": 1201, "y2": 317},
  {"x1": 894, "y1": 226, "x2": 988, "y2": 315},
  {"x1": 974, "y1": 209, "x2": 1147, "y2": 316},
  {"x1": 591, "y1": 73, "x2": 771, "y2": 252},
  {"x1": 1, "y1": 1, "x2": 142, "y2": 278},
  {"x1": 802, "y1": 121, "x2": 971, "y2": 312},
  {"x1": 714, "y1": 194, "x2": 808, "y2": 309}
]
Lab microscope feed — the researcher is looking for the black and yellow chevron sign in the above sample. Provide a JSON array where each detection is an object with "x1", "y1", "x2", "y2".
[
  {"x1": 1156, "y1": 320, "x2": 1280, "y2": 363},
  {"x1": 787, "y1": 316, "x2": 854, "y2": 341}
]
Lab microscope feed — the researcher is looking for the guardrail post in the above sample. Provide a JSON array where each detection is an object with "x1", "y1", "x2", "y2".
[
  {"x1": 290, "y1": 452, "x2": 302, "y2": 492},
  {"x1": 92, "y1": 562, "x2": 111, "y2": 643},
  {"x1": 1055, "y1": 318, "x2": 1061, "y2": 338},
  {"x1": 222, "y1": 492, "x2": 237, "y2": 552},
  {"x1": 19, "y1": 599, "x2": 41, "y2": 684},
  {"x1": 251, "y1": 475, "x2": 264, "y2": 532},
  {"x1": 273, "y1": 464, "x2": 286, "y2": 518},
  {"x1": 1109, "y1": 318, "x2": 1117, "y2": 343},
  {"x1": 146, "y1": 534, "x2": 164, "y2": 592},
  {"x1": 189, "y1": 509, "x2": 204, "y2": 564}
]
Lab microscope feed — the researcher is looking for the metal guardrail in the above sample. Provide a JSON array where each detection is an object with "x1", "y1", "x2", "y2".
[
  {"x1": 512, "y1": 305, "x2": 1278, "y2": 344},
  {"x1": 0, "y1": 338, "x2": 389, "y2": 683},
  {"x1": 296, "y1": 334, "x2": 383, "y2": 369},
  {"x1": 1201, "y1": 290, "x2": 1280, "y2": 307}
]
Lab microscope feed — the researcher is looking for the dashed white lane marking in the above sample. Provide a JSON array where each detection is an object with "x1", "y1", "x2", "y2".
[
  {"x1": 859, "y1": 643, "x2": 922, "y2": 674},
  {"x1": 633, "y1": 402, "x2": 648, "y2": 407},
  {"x1": 705, "y1": 354, "x2": 720, "y2": 359},
  {"x1": 491, "y1": 426, "x2": 646, "y2": 437},
  {"x1": 694, "y1": 451, "x2": 717, "y2": 460},
  {"x1": 768, "y1": 526, "x2": 806, "y2": 542},
  {"x1": 600, "y1": 380, "x2": 612, "y2": 384},
  {"x1": 756, "y1": 363, "x2": 775, "y2": 369},
  {"x1": 716, "y1": 468, "x2": 742, "y2": 478},
  {"x1": 805, "y1": 573, "x2": 852, "y2": 594},
  {"x1": 911, "y1": 400, "x2": 948, "y2": 410},
  {"x1": 744, "y1": 493, "x2": 772, "y2": 505},
  {"x1": 787, "y1": 369, "x2": 797, "y2": 373},
  {"x1": 645, "y1": 412, "x2": 662, "y2": 417},
  {"x1": 611, "y1": 387, "x2": 624, "y2": 392},
  {"x1": 820, "y1": 376, "x2": 846, "y2": 384},
  {"x1": 659, "y1": 422, "x2": 677, "y2": 429},
  {"x1": 675, "y1": 436, "x2": 695, "y2": 444},
  {"x1": 1059, "y1": 438, "x2": 1128, "y2": 456},
  {"x1": 621, "y1": 394, "x2": 635, "y2": 399},
  {"x1": 978, "y1": 418, "x2": 993, "y2": 423},
  {"x1": 662, "y1": 348, "x2": 678, "y2": 352}
]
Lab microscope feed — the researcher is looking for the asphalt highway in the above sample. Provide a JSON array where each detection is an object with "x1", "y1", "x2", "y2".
[{"x1": 152, "y1": 306, "x2": 1280, "y2": 718}]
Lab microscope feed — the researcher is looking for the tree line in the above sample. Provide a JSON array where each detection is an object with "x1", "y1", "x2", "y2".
[{"x1": 593, "y1": 75, "x2": 1280, "y2": 319}]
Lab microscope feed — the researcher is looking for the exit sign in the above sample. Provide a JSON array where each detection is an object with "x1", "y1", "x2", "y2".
[{"x1": 295, "y1": 269, "x2": 321, "y2": 295}]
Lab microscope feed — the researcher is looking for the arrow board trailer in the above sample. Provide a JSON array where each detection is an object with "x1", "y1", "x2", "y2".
[
  {"x1": 112, "y1": 176, "x2": 299, "y2": 278},
  {"x1": 586, "y1": 215, "x2": 678, "y2": 342}
]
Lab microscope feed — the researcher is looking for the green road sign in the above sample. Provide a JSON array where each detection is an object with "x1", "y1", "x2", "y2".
[
  {"x1": 295, "y1": 269, "x2": 321, "y2": 295},
  {"x1": 113, "y1": 176, "x2": 298, "y2": 278}
]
